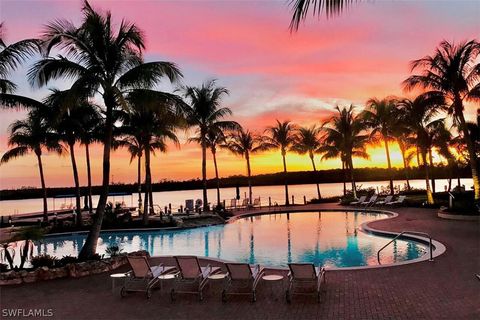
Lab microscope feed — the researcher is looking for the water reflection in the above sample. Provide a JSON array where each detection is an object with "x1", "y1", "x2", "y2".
[{"x1": 13, "y1": 211, "x2": 427, "y2": 268}]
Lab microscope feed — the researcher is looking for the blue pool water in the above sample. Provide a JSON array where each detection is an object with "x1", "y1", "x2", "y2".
[{"x1": 26, "y1": 211, "x2": 427, "y2": 268}]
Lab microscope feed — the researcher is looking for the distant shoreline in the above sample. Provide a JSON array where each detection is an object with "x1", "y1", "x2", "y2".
[{"x1": 0, "y1": 166, "x2": 471, "y2": 201}]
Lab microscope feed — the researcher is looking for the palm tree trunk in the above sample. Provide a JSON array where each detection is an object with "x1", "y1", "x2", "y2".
[
  {"x1": 137, "y1": 154, "x2": 142, "y2": 212},
  {"x1": 457, "y1": 110, "x2": 480, "y2": 200},
  {"x1": 143, "y1": 146, "x2": 151, "y2": 226},
  {"x1": 384, "y1": 138, "x2": 394, "y2": 195},
  {"x1": 69, "y1": 142, "x2": 83, "y2": 227},
  {"x1": 201, "y1": 136, "x2": 208, "y2": 212},
  {"x1": 212, "y1": 149, "x2": 221, "y2": 207},
  {"x1": 310, "y1": 154, "x2": 321, "y2": 199},
  {"x1": 416, "y1": 146, "x2": 421, "y2": 167},
  {"x1": 397, "y1": 139, "x2": 411, "y2": 191},
  {"x1": 246, "y1": 152, "x2": 252, "y2": 205},
  {"x1": 342, "y1": 160, "x2": 346, "y2": 196},
  {"x1": 428, "y1": 148, "x2": 435, "y2": 194},
  {"x1": 282, "y1": 152, "x2": 290, "y2": 206},
  {"x1": 79, "y1": 94, "x2": 114, "y2": 259},
  {"x1": 422, "y1": 149, "x2": 434, "y2": 204},
  {"x1": 35, "y1": 151, "x2": 48, "y2": 222},
  {"x1": 85, "y1": 143, "x2": 93, "y2": 214},
  {"x1": 348, "y1": 156, "x2": 357, "y2": 199}
]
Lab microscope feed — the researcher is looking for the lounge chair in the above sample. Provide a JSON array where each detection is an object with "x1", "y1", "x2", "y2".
[
  {"x1": 171, "y1": 256, "x2": 221, "y2": 301},
  {"x1": 252, "y1": 197, "x2": 261, "y2": 208},
  {"x1": 349, "y1": 195, "x2": 366, "y2": 205},
  {"x1": 239, "y1": 198, "x2": 249, "y2": 210},
  {"x1": 386, "y1": 195, "x2": 406, "y2": 206},
  {"x1": 222, "y1": 263, "x2": 264, "y2": 302},
  {"x1": 185, "y1": 199, "x2": 194, "y2": 213},
  {"x1": 286, "y1": 263, "x2": 326, "y2": 303},
  {"x1": 120, "y1": 256, "x2": 177, "y2": 299},
  {"x1": 361, "y1": 194, "x2": 378, "y2": 207},
  {"x1": 226, "y1": 199, "x2": 237, "y2": 210},
  {"x1": 375, "y1": 195, "x2": 393, "y2": 206}
]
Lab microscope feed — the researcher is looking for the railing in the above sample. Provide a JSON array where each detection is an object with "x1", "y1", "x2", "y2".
[{"x1": 377, "y1": 230, "x2": 434, "y2": 264}]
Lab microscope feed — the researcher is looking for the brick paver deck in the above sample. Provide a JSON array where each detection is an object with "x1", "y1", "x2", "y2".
[{"x1": 1, "y1": 204, "x2": 479, "y2": 319}]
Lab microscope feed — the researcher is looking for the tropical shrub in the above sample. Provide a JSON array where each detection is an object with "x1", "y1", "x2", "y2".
[{"x1": 30, "y1": 254, "x2": 58, "y2": 269}]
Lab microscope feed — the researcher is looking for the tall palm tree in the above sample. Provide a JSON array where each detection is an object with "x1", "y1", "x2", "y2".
[
  {"x1": 0, "y1": 23, "x2": 38, "y2": 94},
  {"x1": 183, "y1": 80, "x2": 239, "y2": 211},
  {"x1": 291, "y1": 125, "x2": 323, "y2": 199},
  {"x1": 123, "y1": 91, "x2": 182, "y2": 225},
  {"x1": 362, "y1": 97, "x2": 397, "y2": 195},
  {"x1": 261, "y1": 120, "x2": 298, "y2": 205},
  {"x1": 391, "y1": 106, "x2": 415, "y2": 191},
  {"x1": 117, "y1": 134, "x2": 143, "y2": 214},
  {"x1": 403, "y1": 39, "x2": 480, "y2": 201},
  {"x1": 222, "y1": 127, "x2": 264, "y2": 205},
  {"x1": 78, "y1": 106, "x2": 102, "y2": 213},
  {"x1": 28, "y1": 0, "x2": 183, "y2": 258},
  {"x1": 191, "y1": 128, "x2": 226, "y2": 207},
  {"x1": 320, "y1": 105, "x2": 369, "y2": 199},
  {"x1": 431, "y1": 122, "x2": 456, "y2": 192},
  {"x1": 398, "y1": 93, "x2": 445, "y2": 204},
  {"x1": 44, "y1": 89, "x2": 99, "y2": 227},
  {"x1": 0, "y1": 110, "x2": 63, "y2": 222}
]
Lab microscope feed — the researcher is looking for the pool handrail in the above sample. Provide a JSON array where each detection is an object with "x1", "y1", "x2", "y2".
[{"x1": 377, "y1": 230, "x2": 433, "y2": 264}]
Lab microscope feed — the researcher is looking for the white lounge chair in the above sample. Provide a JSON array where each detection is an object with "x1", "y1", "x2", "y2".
[
  {"x1": 286, "y1": 263, "x2": 326, "y2": 303},
  {"x1": 252, "y1": 197, "x2": 261, "y2": 208},
  {"x1": 171, "y1": 256, "x2": 221, "y2": 301},
  {"x1": 222, "y1": 263, "x2": 264, "y2": 302},
  {"x1": 121, "y1": 256, "x2": 177, "y2": 299},
  {"x1": 227, "y1": 199, "x2": 237, "y2": 210},
  {"x1": 239, "y1": 198, "x2": 249, "y2": 210},
  {"x1": 386, "y1": 195, "x2": 406, "y2": 206},
  {"x1": 375, "y1": 195, "x2": 393, "y2": 206},
  {"x1": 361, "y1": 194, "x2": 378, "y2": 207},
  {"x1": 349, "y1": 196, "x2": 366, "y2": 205}
]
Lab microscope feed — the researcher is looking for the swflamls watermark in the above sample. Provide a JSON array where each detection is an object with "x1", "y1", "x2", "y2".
[{"x1": 2, "y1": 309, "x2": 54, "y2": 318}]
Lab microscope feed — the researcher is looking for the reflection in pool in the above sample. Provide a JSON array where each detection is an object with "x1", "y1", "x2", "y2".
[{"x1": 29, "y1": 211, "x2": 427, "y2": 268}]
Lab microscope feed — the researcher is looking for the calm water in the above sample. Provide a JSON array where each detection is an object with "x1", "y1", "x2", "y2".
[
  {"x1": 0, "y1": 178, "x2": 473, "y2": 216},
  {"x1": 18, "y1": 211, "x2": 427, "y2": 268}
]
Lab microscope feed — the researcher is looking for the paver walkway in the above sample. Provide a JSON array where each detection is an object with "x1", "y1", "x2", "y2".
[{"x1": 1, "y1": 204, "x2": 479, "y2": 319}]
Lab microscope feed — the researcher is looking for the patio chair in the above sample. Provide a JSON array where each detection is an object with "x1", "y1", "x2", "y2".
[
  {"x1": 185, "y1": 199, "x2": 194, "y2": 213},
  {"x1": 375, "y1": 195, "x2": 393, "y2": 206},
  {"x1": 252, "y1": 197, "x2": 261, "y2": 208},
  {"x1": 286, "y1": 263, "x2": 326, "y2": 303},
  {"x1": 171, "y1": 256, "x2": 221, "y2": 301},
  {"x1": 227, "y1": 199, "x2": 237, "y2": 210},
  {"x1": 349, "y1": 195, "x2": 366, "y2": 205},
  {"x1": 239, "y1": 198, "x2": 249, "y2": 210},
  {"x1": 120, "y1": 256, "x2": 177, "y2": 299},
  {"x1": 222, "y1": 263, "x2": 264, "y2": 302},
  {"x1": 386, "y1": 195, "x2": 406, "y2": 206},
  {"x1": 361, "y1": 194, "x2": 378, "y2": 207}
]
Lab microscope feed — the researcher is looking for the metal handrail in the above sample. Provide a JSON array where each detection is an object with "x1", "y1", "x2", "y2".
[{"x1": 377, "y1": 230, "x2": 434, "y2": 264}]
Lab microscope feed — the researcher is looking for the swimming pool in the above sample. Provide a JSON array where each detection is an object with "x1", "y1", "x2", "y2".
[{"x1": 22, "y1": 211, "x2": 429, "y2": 268}]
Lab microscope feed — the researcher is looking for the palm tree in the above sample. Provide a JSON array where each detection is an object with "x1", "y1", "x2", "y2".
[
  {"x1": 398, "y1": 93, "x2": 445, "y2": 204},
  {"x1": 28, "y1": 0, "x2": 183, "y2": 258},
  {"x1": 123, "y1": 92, "x2": 182, "y2": 225},
  {"x1": 261, "y1": 120, "x2": 298, "y2": 205},
  {"x1": 191, "y1": 128, "x2": 226, "y2": 207},
  {"x1": 320, "y1": 105, "x2": 369, "y2": 199},
  {"x1": 10, "y1": 227, "x2": 44, "y2": 269},
  {"x1": 0, "y1": 23, "x2": 38, "y2": 94},
  {"x1": 362, "y1": 97, "x2": 397, "y2": 195},
  {"x1": 289, "y1": 0, "x2": 358, "y2": 31},
  {"x1": 117, "y1": 134, "x2": 143, "y2": 214},
  {"x1": 222, "y1": 127, "x2": 264, "y2": 205},
  {"x1": 431, "y1": 122, "x2": 456, "y2": 192},
  {"x1": 391, "y1": 107, "x2": 415, "y2": 191},
  {"x1": 44, "y1": 89, "x2": 99, "y2": 227},
  {"x1": 183, "y1": 80, "x2": 239, "y2": 211},
  {"x1": 78, "y1": 106, "x2": 102, "y2": 213},
  {"x1": 291, "y1": 125, "x2": 323, "y2": 199},
  {"x1": 403, "y1": 39, "x2": 480, "y2": 201},
  {"x1": 0, "y1": 111, "x2": 63, "y2": 222}
]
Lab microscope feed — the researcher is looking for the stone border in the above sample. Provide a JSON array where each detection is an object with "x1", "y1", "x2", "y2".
[
  {"x1": 229, "y1": 207, "x2": 447, "y2": 271},
  {"x1": 437, "y1": 211, "x2": 480, "y2": 221}
]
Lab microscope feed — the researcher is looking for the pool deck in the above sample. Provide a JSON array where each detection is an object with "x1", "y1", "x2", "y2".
[{"x1": 1, "y1": 203, "x2": 479, "y2": 319}]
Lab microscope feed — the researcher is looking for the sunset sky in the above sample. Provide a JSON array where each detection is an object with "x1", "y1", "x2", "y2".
[{"x1": 0, "y1": 0, "x2": 478, "y2": 189}]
